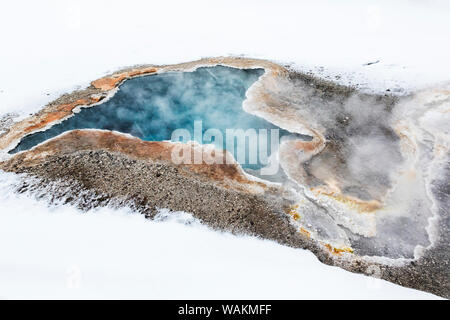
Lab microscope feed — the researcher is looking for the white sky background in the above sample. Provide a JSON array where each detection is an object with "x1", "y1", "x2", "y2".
[
  {"x1": 0, "y1": 0, "x2": 449, "y2": 115},
  {"x1": 0, "y1": 0, "x2": 448, "y2": 299}
]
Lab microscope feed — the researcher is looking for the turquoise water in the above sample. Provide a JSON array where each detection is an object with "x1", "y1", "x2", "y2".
[{"x1": 11, "y1": 66, "x2": 300, "y2": 169}]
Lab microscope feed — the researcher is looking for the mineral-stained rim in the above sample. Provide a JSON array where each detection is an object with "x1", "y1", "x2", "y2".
[{"x1": 0, "y1": 57, "x2": 289, "y2": 155}]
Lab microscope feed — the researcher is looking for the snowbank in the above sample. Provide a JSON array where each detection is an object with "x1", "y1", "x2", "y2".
[{"x1": 0, "y1": 172, "x2": 439, "y2": 299}]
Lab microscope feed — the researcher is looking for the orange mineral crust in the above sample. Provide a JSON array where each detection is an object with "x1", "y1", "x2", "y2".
[
  {"x1": 24, "y1": 98, "x2": 95, "y2": 134},
  {"x1": 3, "y1": 130, "x2": 268, "y2": 194},
  {"x1": 91, "y1": 67, "x2": 158, "y2": 90}
]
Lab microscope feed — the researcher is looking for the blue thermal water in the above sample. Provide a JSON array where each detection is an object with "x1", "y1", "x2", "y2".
[{"x1": 11, "y1": 66, "x2": 298, "y2": 169}]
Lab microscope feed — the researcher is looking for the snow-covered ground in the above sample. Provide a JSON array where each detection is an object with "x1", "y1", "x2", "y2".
[
  {"x1": 0, "y1": 0, "x2": 448, "y2": 299},
  {"x1": 1, "y1": 0, "x2": 450, "y2": 117},
  {"x1": 0, "y1": 172, "x2": 439, "y2": 299}
]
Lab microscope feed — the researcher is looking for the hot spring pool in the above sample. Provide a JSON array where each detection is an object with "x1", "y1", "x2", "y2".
[{"x1": 11, "y1": 66, "x2": 302, "y2": 170}]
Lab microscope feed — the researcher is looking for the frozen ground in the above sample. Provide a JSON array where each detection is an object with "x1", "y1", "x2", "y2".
[
  {"x1": 0, "y1": 172, "x2": 439, "y2": 299},
  {"x1": 0, "y1": 0, "x2": 448, "y2": 299}
]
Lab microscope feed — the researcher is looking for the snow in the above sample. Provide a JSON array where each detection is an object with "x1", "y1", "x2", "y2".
[
  {"x1": 1, "y1": 0, "x2": 450, "y2": 116},
  {"x1": 0, "y1": 172, "x2": 439, "y2": 299},
  {"x1": 0, "y1": 0, "x2": 448, "y2": 299}
]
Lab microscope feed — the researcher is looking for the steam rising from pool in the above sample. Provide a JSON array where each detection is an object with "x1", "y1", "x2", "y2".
[{"x1": 11, "y1": 66, "x2": 299, "y2": 170}]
